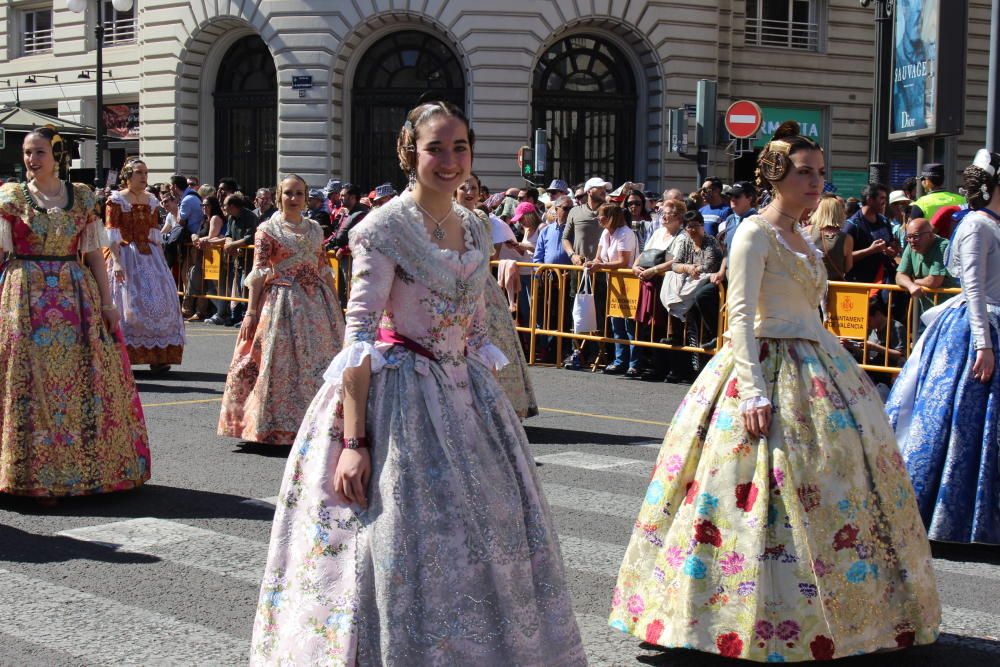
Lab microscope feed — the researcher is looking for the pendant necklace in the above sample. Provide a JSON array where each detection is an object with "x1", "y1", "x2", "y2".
[{"x1": 415, "y1": 200, "x2": 452, "y2": 240}]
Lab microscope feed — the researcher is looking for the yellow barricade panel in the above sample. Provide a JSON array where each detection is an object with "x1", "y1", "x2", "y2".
[
  {"x1": 202, "y1": 247, "x2": 221, "y2": 281},
  {"x1": 826, "y1": 283, "x2": 870, "y2": 340},
  {"x1": 607, "y1": 274, "x2": 640, "y2": 319}
]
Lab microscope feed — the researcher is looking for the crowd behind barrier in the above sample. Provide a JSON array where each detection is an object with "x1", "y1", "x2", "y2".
[{"x1": 172, "y1": 243, "x2": 960, "y2": 380}]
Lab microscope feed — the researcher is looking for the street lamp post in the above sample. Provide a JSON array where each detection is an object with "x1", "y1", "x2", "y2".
[
  {"x1": 66, "y1": 0, "x2": 133, "y2": 190},
  {"x1": 860, "y1": 0, "x2": 893, "y2": 188}
]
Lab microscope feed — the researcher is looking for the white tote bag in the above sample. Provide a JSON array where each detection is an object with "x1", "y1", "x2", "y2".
[{"x1": 572, "y1": 270, "x2": 598, "y2": 333}]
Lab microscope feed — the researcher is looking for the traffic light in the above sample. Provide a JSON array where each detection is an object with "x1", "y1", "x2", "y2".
[{"x1": 520, "y1": 146, "x2": 534, "y2": 180}]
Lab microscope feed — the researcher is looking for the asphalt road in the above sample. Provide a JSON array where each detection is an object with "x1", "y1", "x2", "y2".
[{"x1": 0, "y1": 323, "x2": 998, "y2": 666}]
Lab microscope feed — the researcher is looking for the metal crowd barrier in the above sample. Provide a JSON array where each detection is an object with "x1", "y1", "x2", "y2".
[{"x1": 171, "y1": 246, "x2": 961, "y2": 378}]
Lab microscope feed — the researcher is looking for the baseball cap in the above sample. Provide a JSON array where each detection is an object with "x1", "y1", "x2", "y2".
[
  {"x1": 584, "y1": 177, "x2": 612, "y2": 192},
  {"x1": 308, "y1": 188, "x2": 324, "y2": 199},
  {"x1": 546, "y1": 179, "x2": 570, "y2": 194},
  {"x1": 729, "y1": 181, "x2": 756, "y2": 198},
  {"x1": 889, "y1": 190, "x2": 911, "y2": 206},
  {"x1": 921, "y1": 163, "x2": 945, "y2": 179},
  {"x1": 323, "y1": 178, "x2": 342, "y2": 194},
  {"x1": 511, "y1": 201, "x2": 538, "y2": 223}
]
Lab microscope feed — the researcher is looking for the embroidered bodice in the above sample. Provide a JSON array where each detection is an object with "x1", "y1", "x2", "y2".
[
  {"x1": 0, "y1": 182, "x2": 102, "y2": 256},
  {"x1": 345, "y1": 192, "x2": 494, "y2": 369},
  {"x1": 245, "y1": 214, "x2": 331, "y2": 292},
  {"x1": 726, "y1": 215, "x2": 828, "y2": 402},
  {"x1": 105, "y1": 191, "x2": 160, "y2": 254}
]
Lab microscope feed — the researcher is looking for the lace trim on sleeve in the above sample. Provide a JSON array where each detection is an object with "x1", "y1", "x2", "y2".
[
  {"x1": 322, "y1": 341, "x2": 388, "y2": 384},
  {"x1": 468, "y1": 343, "x2": 509, "y2": 371},
  {"x1": 0, "y1": 218, "x2": 11, "y2": 253}
]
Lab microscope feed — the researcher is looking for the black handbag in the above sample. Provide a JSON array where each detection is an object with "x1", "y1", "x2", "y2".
[{"x1": 637, "y1": 248, "x2": 669, "y2": 269}]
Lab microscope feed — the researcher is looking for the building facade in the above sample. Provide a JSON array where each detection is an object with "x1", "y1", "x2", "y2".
[{"x1": 0, "y1": 0, "x2": 992, "y2": 197}]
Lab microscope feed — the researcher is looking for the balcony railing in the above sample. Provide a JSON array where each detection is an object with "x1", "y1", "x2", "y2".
[
  {"x1": 24, "y1": 28, "x2": 54, "y2": 54},
  {"x1": 746, "y1": 17, "x2": 819, "y2": 51},
  {"x1": 103, "y1": 16, "x2": 137, "y2": 45}
]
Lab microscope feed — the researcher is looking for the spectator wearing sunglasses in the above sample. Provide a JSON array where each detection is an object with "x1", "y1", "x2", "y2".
[{"x1": 626, "y1": 190, "x2": 655, "y2": 250}]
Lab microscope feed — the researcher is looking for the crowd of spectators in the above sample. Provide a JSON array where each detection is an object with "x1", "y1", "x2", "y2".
[{"x1": 126, "y1": 162, "x2": 966, "y2": 390}]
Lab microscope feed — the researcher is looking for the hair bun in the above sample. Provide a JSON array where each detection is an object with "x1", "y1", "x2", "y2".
[{"x1": 771, "y1": 120, "x2": 801, "y2": 141}]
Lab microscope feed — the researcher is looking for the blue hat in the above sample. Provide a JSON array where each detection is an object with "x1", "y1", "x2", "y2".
[
  {"x1": 323, "y1": 178, "x2": 341, "y2": 195},
  {"x1": 308, "y1": 188, "x2": 324, "y2": 199},
  {"x1": 546, "y1": 179, "x2": 570, "y2": 194}
]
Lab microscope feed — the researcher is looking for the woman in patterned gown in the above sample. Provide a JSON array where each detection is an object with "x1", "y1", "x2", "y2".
[
  {"x1": 0, "y1": 128, "x2": 150, "y2": 499},
  {"x1": 456, "y1": 173, "x2": 538, "y2": 419},
  {"x1": 218, "y1": 174, "x2": 344, "y2": 445},
  {"x1": 887, "y1": 149, "x2": 1000, "y2": 544},
  {"x1": 609, "y1": 122, "x2": 940, "y2": 661},
  {"x1": 104, "y1": 158, "x2": 185, "y2": 372},
  {"x1": 249, "y1": 102, "x2": 584, "y2": 665}
]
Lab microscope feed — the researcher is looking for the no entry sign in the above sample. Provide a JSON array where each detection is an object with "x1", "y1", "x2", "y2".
[{"x1": 725, "y1": 100, "x2": 763, "y2": 139}]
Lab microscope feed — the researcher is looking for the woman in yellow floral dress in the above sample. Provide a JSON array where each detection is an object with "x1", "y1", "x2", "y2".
[
  {"x1": 609, "y1": 122, "x2": 940, "y2": 661},
  {"x1": 0, "y1": 128, "x2": 150, "y2": 499}
]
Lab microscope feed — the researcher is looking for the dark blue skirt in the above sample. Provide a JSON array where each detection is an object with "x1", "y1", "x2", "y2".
[{"x1": 886, "y1": 302, "x2": 1000, "y2": 544}]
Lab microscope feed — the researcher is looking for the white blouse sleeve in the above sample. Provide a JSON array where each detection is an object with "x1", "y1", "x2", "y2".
[
  {"x1": 727, "y1": 221, "x2": 771, "y2": 409},
  {"x1": 957, "y1": 220, "x2": 993, "y2": 350}
]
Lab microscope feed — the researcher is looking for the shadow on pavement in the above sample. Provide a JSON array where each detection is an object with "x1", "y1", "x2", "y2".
[
  {"x1": 524, "y1": 425, "x2": 660, "y2": 448},
  {"x1": 0, "y1": 524, "x2": 160, "y2": 565},
  {"x1": 931, "y1": 541, "x2": 1000, "y2": 566},
  {"x1": 0, "y1": 484, "x2": 275, "y2": 521},
  {"x1": 232, "y1": 443, "x2": 293, "y2": 458},
  {"x1": 133, "y1": 370, "x2": 229, "y2": 384},
  {"x1": 136, "y1": 382, "x2": 224, "y2": 395},
  {"x1": 632, "y1": 637, "x2": 1000, "y2": 666}
]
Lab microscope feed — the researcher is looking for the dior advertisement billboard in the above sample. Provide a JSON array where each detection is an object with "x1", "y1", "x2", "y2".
[{"x1": 889, "y1": 0, "x2": 967, "y2": 140}]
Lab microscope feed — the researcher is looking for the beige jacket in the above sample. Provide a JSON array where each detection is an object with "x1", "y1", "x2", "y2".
[{"x1": 726, "y1": 215, "x2": 829, "y2": 402}]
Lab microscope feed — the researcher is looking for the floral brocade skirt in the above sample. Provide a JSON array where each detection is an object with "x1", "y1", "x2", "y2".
[
  {"x1": 887, "y1": 302, "x2": 1000, "y2": 544},
  {"x1": 0, "y1": 258, "x2": 150, "y2": 496},
  {"x1": 610, "y1": 336, "x2": 940, "y2": 662}
]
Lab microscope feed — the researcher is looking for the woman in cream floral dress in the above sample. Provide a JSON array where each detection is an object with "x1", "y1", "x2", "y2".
[
  {"x1": 249, "y1": 102, "x2": 583, "y2": 665},
  {"x1": 609, "y1": 122, "x2": 940, "y2": 662},
  {"x1": 0, "y1": 128, "x2": 149, "y2": 499},
  {"x1": 218, "y1": 174, "x2": 344, "y2": 445}
]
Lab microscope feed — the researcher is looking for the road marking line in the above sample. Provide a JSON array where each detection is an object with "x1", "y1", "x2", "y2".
[
  {"x1": 931, "y1": 558, "x2": 1000, "y2": 583},
  {"x1": 58, "y1": 518, "x2": 264, "y2": 584},
  {"x1": 543, "y1": 483, "x2": 643, "y2": 520},
  {"x1": 534, "y1": 451, "x2": 653, "y2": 476},
  {"x1": 0, "y1": 567, "x2": 248, "y2": 665},
  {"x1": 538, "y1": 407, "x2": 670, "y2": 427},
  {"x1": 142, "y1": 397, "x2": 223, "y2": 408}
]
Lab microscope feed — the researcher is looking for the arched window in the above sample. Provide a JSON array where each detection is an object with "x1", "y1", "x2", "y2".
[
  {"x1": 214, "y1": 35, "x2": 277, "y2": 194},
  {"x1": 351, "y1": 30, "x2": 465, "y2": 191},
  {"x1": 533, "y1": 35, "x2": 637, "y2": 187}
]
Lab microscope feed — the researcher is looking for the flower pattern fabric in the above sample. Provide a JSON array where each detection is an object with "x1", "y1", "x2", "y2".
[
  {"x1": 610, "y1": 217, "x2": 940, "y2": 662},
  {"x1": 0, "y1": 182, "x2": 150, "y2": 497},
  {"x1": 104, "y1": 192, "x2": 185, "y2": 365},
  {"x1": 886, "y1": 302, "x2": 1000, "y2": 543},
  {"x1": 218, "y1": 215, "x2": 344, "y2": 445},
  {"x1": 249, "y1": 193, "x2": 584, "y2": 666}
]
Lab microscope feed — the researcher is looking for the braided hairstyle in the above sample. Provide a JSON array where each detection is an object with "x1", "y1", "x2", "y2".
[
  {"x1": 118, "y1": 158, "x2": 146, "y2": 189},
  {"x1": 755, "y1": 120, "x2": 822, "y2": 193},
  {"x1": 961, "y1": 149, "x2": 1000, "y2": 210},
  {"x1": 25, "y1": 125, "x2": 70, "y2": 179},
  {"x1": 396, "y1": 101, "x2": 475, "y2": 176}
]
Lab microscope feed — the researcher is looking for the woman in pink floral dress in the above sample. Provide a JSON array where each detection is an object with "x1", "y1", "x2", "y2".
[
  {"x1": 249, "y1": 102, "x2": 583, "y2": 665},
  {"x1": 218, "y1": 174, "x2": 344, "y2": 445},
  {"x1": 609, "y1": 122, "x2": 940, "y2": 661}
]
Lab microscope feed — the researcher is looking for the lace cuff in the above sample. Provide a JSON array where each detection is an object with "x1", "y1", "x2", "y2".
[
  {"x1": 243, "y1": 266, "x2": 273, "y2": 289},
  {"x1": 738, "y1": 395, "x2": 772, "y2": 414},
  {"x1": 322, "y1": 341, "x2": 388, "y2": 385},
  {"x1": 468, "y1": 343, "x2": 509, "y2": 371},
  {"x1": 0, "y1": 218, "x2": 11, "y2": 253}
]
